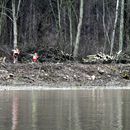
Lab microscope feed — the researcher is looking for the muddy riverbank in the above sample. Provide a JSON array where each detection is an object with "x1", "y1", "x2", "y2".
[{"x1": 0, "y1": 62, "x2": 130, "y2": 87}]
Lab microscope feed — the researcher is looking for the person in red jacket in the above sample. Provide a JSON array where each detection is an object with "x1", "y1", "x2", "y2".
[{"x1": 32, "y1": 52, "x2": 39, "y2": 62}]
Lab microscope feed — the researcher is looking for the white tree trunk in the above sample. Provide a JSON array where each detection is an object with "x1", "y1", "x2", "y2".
[
  {"x1": 16, "y1": 0, "x2": 21, "y2": 17},
  {"x1": 73, "y1": 0, "x2": 84, "y2": 58},
  {"x1": 119, "y1": 0, "x2": 125, "y2": 53},
  {"x1": 68, "y1": 6, "x2": 73, "y2": 53},
  {"x1": 12, "y1": 0, "x2": 18, "y2": 49},
  {"x1": 110, "y1": 0, "x2": 120, "y2": 55}
]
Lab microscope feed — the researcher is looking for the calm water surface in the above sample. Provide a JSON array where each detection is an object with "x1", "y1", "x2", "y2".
[{"x1": 0, "y1": 89, "x2": 130, "y2": 130}]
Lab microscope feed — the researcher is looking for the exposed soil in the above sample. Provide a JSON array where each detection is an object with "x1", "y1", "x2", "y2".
[{"x1": 0, "y1": 62, "x2": 130, "y2": 87}]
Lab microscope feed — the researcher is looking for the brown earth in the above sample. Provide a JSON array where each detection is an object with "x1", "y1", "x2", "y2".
[{"x1": 0, "y1": 62, "x2": 130, "y2": 87}]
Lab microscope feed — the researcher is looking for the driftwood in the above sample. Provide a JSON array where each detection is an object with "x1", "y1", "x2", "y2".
[{"x1": 82, "y1": 53, "x2": 114, "y2": 64}]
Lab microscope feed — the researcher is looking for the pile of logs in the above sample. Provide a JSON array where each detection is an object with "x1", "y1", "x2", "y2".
[
  {"x1": 82, "y1": 52, "x2": 130, "y2": 64},
  {"x1": 82, "y1": 53, "x2": 114, "y2": 64}
]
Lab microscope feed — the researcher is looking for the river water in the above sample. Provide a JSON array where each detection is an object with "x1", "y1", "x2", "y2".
[{"x1": 0, "y1": 89, "x2": 130, "y2": 130}]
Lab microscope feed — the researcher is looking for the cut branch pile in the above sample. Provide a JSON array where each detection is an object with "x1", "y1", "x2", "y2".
[
  {"x1": 82, "y1": 52, "x2": 130, "y2": 64},
  {"x1": 20, "y1": 47, "x2": 74, "y2": 63},
  {"x1": 82, "y1": 53, "x2": 114, "y2": 64}
]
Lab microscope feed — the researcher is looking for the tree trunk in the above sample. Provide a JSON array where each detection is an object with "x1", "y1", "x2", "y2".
[
  {"x1": 0, "y1": 1, "x2": 5, "y2": 36},
  {"x1": 102, "y1": 0, "x2": 111, "y2": 53},
  {"x1": 57, "y1": 0, "x2": 61, "y2": 30},
  {"x1": 119, "y1": 0, "x2": 125, "y2": 53},
  {"x1": 57, "y1": 0, "x2": 63, "y2": 49},
  {"x1": 123, "y1": 0, "x2": 129, "y2": 52},
  {"x1": 110, "y1": 0, "x2": 120, "y2": 55},
  {"x1": 73, "y1": 0, "x2": 84, "y2": 58},
  {"x1": 12, "y1": 0, "x2": 18, "y2": 49},
  {"x1": 68, "y1": 3, "x2": 73, "y2": 54},
  {"x1": 0, "y1": 7, "x2": 3, "y2": 36}
]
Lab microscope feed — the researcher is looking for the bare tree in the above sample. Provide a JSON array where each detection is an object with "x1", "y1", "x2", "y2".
[
  {"x1": 119, "y1": 0, "x2": 125, "y2": 53},
  {"x1": 1, "y1": 0, "x2": 22, "y2": 49},
  {"x1": 73, "y1": 0, "x2": 84, "y2": 58},
  {"x1": 12, "y1": 0, "x2": 21, "y2": 49},
  {"x1": 57, "y1": 0, "x2": 62, "y2": 31},
  {"x1": 67, "y1": 0, "x2": 73, "y2": 53},
  {"x1": 102, "y1": 0, "x2": 111, "y2": 53},
  {"x1": 12, "y1": 0, "x2": 17, "y2": 49},
  {"x1": 0, "y1": 1, "x2": 4, "y2": 36},
  {"x1": 0, "y1": 0, "x2": 8, "y2": 36},
  {"x1": 110, "y1": 0, "x2": 120, "y2": 55}
]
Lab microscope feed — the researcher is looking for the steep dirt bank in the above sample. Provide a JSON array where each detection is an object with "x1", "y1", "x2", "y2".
[{"x1": 0, "y1": 62, "x2": 130, "y2": 87}]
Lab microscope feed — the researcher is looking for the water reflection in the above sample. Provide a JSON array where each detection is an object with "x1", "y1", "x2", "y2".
[
  {"x1": 12, "y1": 94, "x2": 19, "y2": 130},
  {"x1": 0, "y1": 90, "x2": 130, "y2": 130},
  {"x1": 32, "y1": 92, "x2": 37, "y2": 130}
]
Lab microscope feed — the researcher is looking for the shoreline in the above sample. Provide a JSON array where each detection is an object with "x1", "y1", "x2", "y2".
[
  {"x1": 1, "y1": 63, "x2": 130, "y2": 88},
  {"x1": 1, "y1": 85, "x2": 130, "y2": 91}
]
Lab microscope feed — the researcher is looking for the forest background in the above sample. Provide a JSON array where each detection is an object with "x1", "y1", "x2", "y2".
[{"x1": 0, "y1": 0, "x2": 129, "y2": 59}]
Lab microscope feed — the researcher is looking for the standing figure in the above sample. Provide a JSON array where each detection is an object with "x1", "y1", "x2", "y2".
[
  {"x1": 12, "y1": 48, "x2": 20, "y2": 63},
  {"x1": 32, "y1": 52, "x2": 39, "y2": 62}
]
